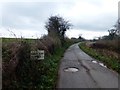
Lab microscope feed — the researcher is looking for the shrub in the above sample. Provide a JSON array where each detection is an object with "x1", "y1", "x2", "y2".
[
  {"x1": 93, "y1": 39, "x2": 119, "y2": 53},
  {"x1": 2, "y1": 35, "x2": 74, "y2": 89}
]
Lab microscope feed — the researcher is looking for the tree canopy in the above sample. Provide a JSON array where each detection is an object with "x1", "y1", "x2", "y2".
[{"x1": 45, "y1": 15, "x2": 72, "y2": 45}]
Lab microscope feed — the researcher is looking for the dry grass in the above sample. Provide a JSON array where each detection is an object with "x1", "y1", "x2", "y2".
[
  {"x1": 88, "y1": 39, "x2": 119, "y2": 59},
  {"x1": 94, "y1": 49, "x2": 119, "y2": 59},
  {"x1": 87, "y1": 39, "x2": 120, "y2": 71},
  {"x1": 2, "y1": 40, "x2": 30, "y2": 88},
  {"x1": 85, "y1": 38, "x2": 120, "y2": 61},
  {"x1": 94, "y1": 39, "x2": 119, "y2": 53},
  {"x1": 2, "y1": 35, "x2": 73, "y2": 89},
  {"x1": 79, "y1": 42, "x2": 120, "y2": 73},
  {"x1": 32, "y1": 35, "x2": 61, "y2": 55}
]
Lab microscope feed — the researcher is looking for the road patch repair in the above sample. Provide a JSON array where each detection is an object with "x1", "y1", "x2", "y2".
[
  {"x1": 91, "y1": 60, "x2": 107, "y2": 68},
  {"x1": 57, "y1": 43, "x2": 119, "y2": 88},
  {"x1": 64, "y1": 67, "x2": 79, "y2": 72}
]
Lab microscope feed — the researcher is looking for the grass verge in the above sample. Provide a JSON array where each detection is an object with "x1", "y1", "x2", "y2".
[
  {"x1": 2, "y1": 37, "x2": 74, "y2": 89},
  {"x1": 79, "y1": 42, "x2": 120, "y2": 73},
  {"x1": 39, "y1": 42, "x2": 72, "y2": 89}
]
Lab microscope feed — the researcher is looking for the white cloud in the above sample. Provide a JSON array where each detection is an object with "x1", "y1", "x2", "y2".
[
  {"x1": 66, "y1": 29, "x2": 108, "y2": 39},
  {"x1": 0, "y1": 27, "x2": 47, "y2": 38},
  {"x1": 1, "y1": 0, "x2": 119, "y2": 39}
]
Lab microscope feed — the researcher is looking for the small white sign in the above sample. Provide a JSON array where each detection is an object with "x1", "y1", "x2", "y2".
[
  {"x1": 37, "y1": 50, "x2": 44, "y2": 60},
  {"x1": 31, "y1": 50, "x2": 44, "y2": 60}
]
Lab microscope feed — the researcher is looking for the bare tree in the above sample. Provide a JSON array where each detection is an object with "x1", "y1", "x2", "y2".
[{"x1": 107, "y1": 18, "x2": 120, "y2": 39}]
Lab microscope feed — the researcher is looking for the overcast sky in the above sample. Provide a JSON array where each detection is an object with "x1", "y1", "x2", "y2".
[{"x1": 0, "y1": 0, "x2": 119, "y2": 39}]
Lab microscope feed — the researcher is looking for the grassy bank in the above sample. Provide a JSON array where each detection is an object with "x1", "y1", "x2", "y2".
[
  {"x1": 79, "y1": 42, "x2": 120, "y2": 73},
  {"x1": 39, "y1": 42, "x2": 72, "y2": 89},
  {"x1": 2, "y1": 37, "x2": 74, "y2": 89}
]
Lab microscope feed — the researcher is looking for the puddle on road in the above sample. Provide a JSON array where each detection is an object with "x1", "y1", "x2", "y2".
[
  {"x1": 91, "y1": 60, "x2": 107, "y2": 68},
  {"x1": 92, "y1": 60, "x2": 97, "y2": 63},
  {"x1": 64, "y1": 67, "x2": 79, "y2": 72},
  {"x1": 99, "y1": 63, "x2": 107, "y2": 68}
]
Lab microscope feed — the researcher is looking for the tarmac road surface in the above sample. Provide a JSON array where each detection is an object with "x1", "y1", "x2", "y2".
[{"x1": 57, "y1": 43, "x2": 119, "y2": 88}]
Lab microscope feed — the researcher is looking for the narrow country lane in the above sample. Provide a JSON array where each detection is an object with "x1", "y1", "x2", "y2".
[{"x1": 57, "y1": 43, "x2": 119, "y2": 88}]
